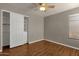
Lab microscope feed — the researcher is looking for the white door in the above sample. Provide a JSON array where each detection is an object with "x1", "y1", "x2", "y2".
[{"x1": 10, "y1": 12, "x2": 27, "y2": 48}]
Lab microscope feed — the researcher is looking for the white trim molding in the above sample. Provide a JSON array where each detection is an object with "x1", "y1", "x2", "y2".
[
  {"x1": 29, "y1": 38, "x2": 79, "y2": 50},
  {"x1": 45, "y1": 39, "x2": 79, "y2": 50},
  {"x1": 29, "y1": 39, "x2": 44, "y2": 44}
]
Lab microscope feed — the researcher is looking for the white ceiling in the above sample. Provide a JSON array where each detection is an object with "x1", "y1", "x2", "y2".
[
  {"x1": 0, "y1": 3, "x2": 79, "y2": 17},
  {"x1": 46, "y1": 3, "x2": 79, "y2": 16},
  {"x1": 0, "y1": 3, "x2": 34, "y2": 12}
]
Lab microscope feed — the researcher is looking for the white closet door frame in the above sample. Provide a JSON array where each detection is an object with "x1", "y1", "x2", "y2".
[{"x1": 0, "y1": 10, "x2": 3, "y2": 52}]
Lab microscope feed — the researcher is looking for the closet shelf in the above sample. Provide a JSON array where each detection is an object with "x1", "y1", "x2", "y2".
[{"x1": 3, "y1": 24, "x2": 10, "y2": 25}]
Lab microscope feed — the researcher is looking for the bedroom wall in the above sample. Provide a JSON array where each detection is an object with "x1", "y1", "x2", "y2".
[
  {"x1": 44, "y1": 7, "x2": 79, "y2": 48},
  {"x1": 27, "y1": 13, "x2": 44, "y2": 43}
]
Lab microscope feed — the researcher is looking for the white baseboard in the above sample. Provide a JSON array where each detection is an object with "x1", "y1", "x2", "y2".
[
  {"x1": 29, "y1": 39, "x2": 44, "y2": 44},
  {"x1": 29, "y1": 39, "x2": 79, "y2": 50},
  {"x1": 45, "y1": 39, "x2": 79, "y2": 50}
]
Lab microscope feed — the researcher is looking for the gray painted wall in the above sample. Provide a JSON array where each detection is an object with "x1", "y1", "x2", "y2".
[
  {"x1": 44, "y1": 7, "x2": 79, "y2": 48},
  {"x1": 28, "y1": 13, "x2": 44, "y2": 42}
]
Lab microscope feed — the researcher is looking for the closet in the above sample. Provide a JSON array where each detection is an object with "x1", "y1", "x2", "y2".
[
  {"x1": 3, "y1": 11, "x2": 10, "y2": 49},
  {"x1": 0, "y1": 10, "x2": 29, "y2": 52}
]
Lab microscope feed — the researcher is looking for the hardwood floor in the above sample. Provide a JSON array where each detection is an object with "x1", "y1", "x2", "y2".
[{"x1": 0, "y1": 40, "x2": 79, "y2": 56}]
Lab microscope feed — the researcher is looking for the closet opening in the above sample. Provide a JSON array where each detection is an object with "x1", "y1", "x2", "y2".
[
  {"x1": 24, "y1": 16, "x2": 29, "y2": 44},
  {"x1": 2, "y1": 11, "x2": 10, "y2": 52}
]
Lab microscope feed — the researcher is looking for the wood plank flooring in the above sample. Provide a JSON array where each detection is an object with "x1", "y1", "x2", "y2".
[{"x1": 0, "y1": 40, "x2": 79, "y2": 56}]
